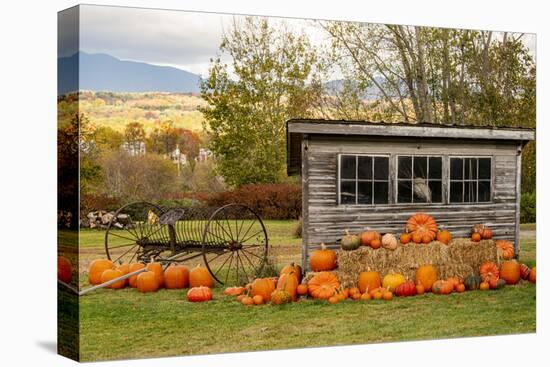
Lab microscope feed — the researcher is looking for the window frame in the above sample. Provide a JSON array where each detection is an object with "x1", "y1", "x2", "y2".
[
  {"x1": 448, "y1": 155, "x2": 493, "y2": 204},
  {"x1": 394, "y1": 154, "x2": 444, "y2": 205},
  {"x1": 337, "y1": 153, "x2": 391, "y2": 206}
]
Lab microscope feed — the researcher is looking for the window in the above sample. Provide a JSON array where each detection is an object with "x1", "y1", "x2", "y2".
[
  {"x1": 449, "y1": 157, "x2": 491, "y2": 203},
  {"x1": 396, "y1": 156, "x2": 442, "y2": 203},
  {"x1": 339, "y1": 155, "x2": 389, "y2": 205}
]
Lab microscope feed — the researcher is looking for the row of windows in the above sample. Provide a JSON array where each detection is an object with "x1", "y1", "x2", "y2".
[{"x1": 339, "y1": 155, "x2": 492, "y2": 205}]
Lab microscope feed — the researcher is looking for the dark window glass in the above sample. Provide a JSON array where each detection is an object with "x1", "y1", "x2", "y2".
[
  {"x1": 478, "y1": 181, "x2": 491, "y2": 201},
  {"x1": 414, "y1": 156, "x2": 428, "y2": 178},
  {"x1": 450, "y1": 181, "x2": 463, "y2": 202},
  {"x1": 478, "y1": 158, "x2": 491, "y2": 179},
  {"x1": 450, "y1": 158, "x2": 463, "y2": 180},
  {"x1": 357, "y1": 156, "x2": 372, "y2": 180},
  {"x1": 340, "y1": 181, "x2": 356, "y2": 204},
  {"x1": 429, "y1": 180, "x2": 442, "y2": 203},
  {"x1": 429, "y1": 157, "x2": 442, "y2": 179},
  {"x1": 357, "y1": 182, "x2": 372, "y2": 204},
  {"x1": 463, "y1": 181, "x2": 474, "y2": 202},
  {"x1": 397, "y1": 181, "x2": 412, "y2": 203},
  {"x1": 374, "y1": 157, "x2": 389, "y2": 180},
  {"x1": 341, "y1": 155, "x2": 356, "y2": 179},
  {"x1": 398, "y1": 156, "x2": 412, "y2": 179},
  {"x1": 373, "y1": 182, "x2": 388, "y2": 204}
]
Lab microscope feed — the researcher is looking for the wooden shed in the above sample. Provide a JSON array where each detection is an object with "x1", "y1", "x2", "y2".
[{"x1": 286, "y1": 119, "x2": 535, "y2": 270}]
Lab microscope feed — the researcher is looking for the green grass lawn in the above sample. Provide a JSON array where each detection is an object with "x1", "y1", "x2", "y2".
[{"x1": 74, "y1": 221, "x2": 536, "y2": 362}]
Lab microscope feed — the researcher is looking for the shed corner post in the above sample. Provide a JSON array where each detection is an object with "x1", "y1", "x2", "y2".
[
  {"x1": 301, "y1": 134, "x2": 310, "y2": 271},
  {"x1": 514, "y1": 143, "x2": 523, "y2": 258}
]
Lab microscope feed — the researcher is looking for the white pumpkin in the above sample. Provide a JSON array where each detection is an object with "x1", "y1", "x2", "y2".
[{"x1": 381, "y1": 233, "x2": 398, "y2": 250}]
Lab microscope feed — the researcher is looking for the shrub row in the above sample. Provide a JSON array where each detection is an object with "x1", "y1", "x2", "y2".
[{"x1": 520, "y1": 192, "x2": 536, "y2": 223}]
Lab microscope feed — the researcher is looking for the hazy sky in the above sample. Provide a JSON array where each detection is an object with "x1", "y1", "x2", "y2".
[{"x1": 78, "y1": 4, "x2": 536, "y2": 78}]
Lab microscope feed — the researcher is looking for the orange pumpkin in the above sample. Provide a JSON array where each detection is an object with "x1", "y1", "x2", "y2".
[
  {"x1": 436, "y1": 230, "x2": 452, "y2": 245},
  {"x1": 309, "y1": 243, "x2": 337, "y2": 271},
  {"x1": 496, "y1": 240, "x2": 515, "y2": 260},
  {"x1": 382, "y1": 291, "x2": 393, "y2": 301},
  {"x1": 137, "y1": 271, "x2": 159, "y2": 293},
  {"x1": 271, "y1": 289, "x2": 293, "y2": 305},
  {"x1": 280, "y1": 262, "x2": 302, "y2": 284},
  {"x1": 277, "y1": 271, "x2": 299, "y2": 301},
  {"x1": 189, "y1": 264, "x2": 214, "y2": 288},
  {"x1": 479, "y1": 281, "x2": 490, "y2": 291},
  {"x1": 100, "y1": 269, "x2": 125, "y2": 289},
  {"x1": 432, "y1": 280, "x2": 453, "y2": 295},
  {"x1": 297, "y1": 283, "x2": 308, "y2": 296},
  {"x1": 146, "y1": 260, "x2": 165, "y2": 288},
  {"x1": 446, "y1": 277, "x2": 462, "y2": 290},
  {"x1": 416, "y1": 284, "x2": 425, "y2": 295},
  {"x1": 116, "y1": 263, "x2": 130, "y2": 286},
  {"x1": 415, "y1": 265, "x2": 438, "y2": 291},
  {"x1": 224, "y1": 286, "x2": 246, "y2": 296},
  {"x1": 529, "y1": 267, "x2": 536, "y2": 283},
  {"x1": 479, "y1": 261, "x2": 499, "y2": 282},
  {"x1": 399, "y1": 229, "x2": 411, "y2": 244},
  {"x1": 370, "y1": 238, "x2": 382, "y2": 249},
  {"x1": 164, "y1": 265, "x2": 189, "y2": 289},
  {"x1": 406, "y1": 213, "x2": 438, "y2": 241},
  {"x1": 251, "y1": 277, "x2": 276, "y2": 302},
  {"x1": 241, "y1": 296, "x2": 254, "y2": 306},
  {"x1": 57, "y1": 256, "x2": 72, "y2": 283},
  {"x1": 360, "y1": 231, "x2": 381, "y2": 246},
  {"x1": 88, "y1": 259, "x2": 114, "y2": 285},
  {"x1": 307, "y1": 272, "x2": 340, "y2": 300},
  {"x1": 360, "y1": 293, "x2": 372, "y2": 301},
  {"x1": 519, "y1": 263, "x2": 531, "y2": 280},
  {"x1": 471, "y1": 232, "x2": 481, "y2": 242},
  {"x1": 357, "y1": 271, "x2": 381, "y2": 294},
  {"x1": 328, "y1": 296, "x2": 339, "y2": 304},
  {"x1": 128, "y1": 263, "x2": 146, "y2": 288},
  {"x1": 500, "y1": 260, "x2": 521, "y2": 285},
  {"x1": 187, "y1": 286, "x2": 213, "y2": 302},
  {"x1": 252, "y1": 295, "x2": 264, "y2": 305},
  {"x1": 421, "y1": 235, "x2": 432, "y2": 244},
  {"x1": 412, "y1": 233, "x2": 422, "y2": 244},
  {"x1": 456, "y1": 283, "x2": 465, "y2": 293}
]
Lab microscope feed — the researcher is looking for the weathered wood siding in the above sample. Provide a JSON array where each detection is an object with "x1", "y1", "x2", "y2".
[{"x1": 302, "y1": 135, "x2": 521, "y2": 269}]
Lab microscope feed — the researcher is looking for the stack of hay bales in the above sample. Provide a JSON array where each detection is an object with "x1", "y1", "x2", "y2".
[{"x1": 318, "y1": 239, "x2": 498, "y2": 288}]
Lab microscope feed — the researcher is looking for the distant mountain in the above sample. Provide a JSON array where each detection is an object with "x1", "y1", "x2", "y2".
[
  {"x1": 324, "y1": 77, "x2": 406, "y2": 100},
  {"x1": 58, "y1": 52, "x2": 202, "y2": 95}
]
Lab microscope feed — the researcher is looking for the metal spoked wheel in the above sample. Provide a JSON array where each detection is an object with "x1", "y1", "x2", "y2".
[
  {"x1": 201, "y1": 204, "x2": 269, "y2": 286},
  {"x1": 104, "y1": 201, "x2": 169, "y2": 265}
]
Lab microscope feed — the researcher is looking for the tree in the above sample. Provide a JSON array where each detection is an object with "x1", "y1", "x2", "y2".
[
  {"x1": 124, "y1": 121, "x2": 146, "y2": 152},
  {"x1": 201, "y1": 17, "x2": 323, "y2": 186}
]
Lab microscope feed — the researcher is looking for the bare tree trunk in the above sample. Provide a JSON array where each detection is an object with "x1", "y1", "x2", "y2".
[{"x1": 414, "y1": 27, "x2": 434, "y2": 122}]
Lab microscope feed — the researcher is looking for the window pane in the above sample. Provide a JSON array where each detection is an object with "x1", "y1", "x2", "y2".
[
  {"x1": 464, "y1": 158, "x2": 477, "y2": 180},
  {"x1": 478, "y1": 158, "x2": 491, "y2": 179},
  {"x1": 373, "y1": 182, "x2": 388, "y2": 204},
  {"x1": 341, "y1": 155, "x2": 356, "y2": 179},
  {"x1": 357, "y1": 181, "x2": 372, "y2": 204},
  {"x1": 413, "y1": 178, "x2": 429, "y2": 203},
  {"x1": 357, "y1": 156, "x2": 372, "y2": 180},
  {"x1": 414, "y1": 156, "x2": 428, "y2": 178},
  {"x1": 478, "y1": 180, "x2": 491, "y2": 202},
  {"x1": 450, "y1": 158, "x2": 463, "y2": 180},
  {"x1": 429, "y1": 180, "x2": 442, "y2": 203},
  {"x1": 340, "y1": 181, "x2": 356, "y2": 204},
  {"x1": 398, "y1": 156, "x2": 412, "y2": 179},
  {"x1": 397, "y1": 180, "x2": 412, "y2": 203},
  {"x1": 464, "y1": 181, "x2": 476, "y2": 202},
  {"x1": 450, "y1": 181, "x2": 463, "y2": 202},
  {"x1": 429, "y1": 157, "x2": 442, "y2": 179},
  {"x1": 374, "y1": 157, "x2": 389, "y2": 180}
]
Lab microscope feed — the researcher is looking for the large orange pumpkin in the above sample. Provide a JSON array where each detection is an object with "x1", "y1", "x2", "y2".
[
  {"x1": 496, "y1": 240, "x2": 515, "y2": 260},
  {"x1": 280, "y1": 262, "x2": 302, "y2": 284},
  {"x1": 187, "y1": 286, "x2": 213, "y2": 302},
  {"x1": 57, "y1": 256, "x2": 72, "y2": 283},
  {"x1": 136, "y1": 271, "x2": 159, "y2": 293},
  {"x1": 88, "y1": 259, "x2": 114, "y2": 285},
  {"x1": 100, "y1": 269, "x2": 125, "y2": 289},
  {"x1": 500, "y1": 260, "x2": 521, "y2": 285},
  {"x1": 189, "y1": 264, "x2": 214, "y2": 288},
  {"x1": 146, "y1": 260, "x2": 165, "y2": 288},
  {"x1": 251, "y1": 278, "x2": 276, "y2": 302},
  {"x1": 309, "y1": 243, "x2": 337, "y2": 271},
  {"x1": 277, "y1": 271, "x2": 299, "y2": 301},
  {"x1": 128, "y1": 263, "x2": 146, "y2": 288},
  {"x1": 357, "y1": 271, "x2": 381, "y2": 294},
  {"x1": 164, "y1": 265, "x2": 189, "y2": 289},
  {"x1": 415, "y1": 265, "x2": 438, "y2": 291},
  {"x1": 308, "y1": 272, "x2": 340, "y2": 300},
  {"x1": 406, "y1": 213, "x2": 438, "y2": 241},
  {"x1": 479, "y1": 261, "x2": 500, "y2": 282}
]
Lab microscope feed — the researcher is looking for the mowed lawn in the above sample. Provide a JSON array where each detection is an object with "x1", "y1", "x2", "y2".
[{"x1": 76, "y1": 221, "x2": 536, "y2": 362}]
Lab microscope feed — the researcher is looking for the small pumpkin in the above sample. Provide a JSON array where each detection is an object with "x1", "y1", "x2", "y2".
[
  {"x1": 280, "y1": 262, "x2": 302, "y2": 284},
  {"x1": 381, "y1": 233, "x2": 398, "y2": 250},
  {"x1": 128, "y1": 263, "x2": 146, "y2": 288},
  {"x1": 406, "y1": 213, "x2": 438, "y2": 241},
  {"x1": 360, "y1": 231, "x2": 381, "y2": 246},
  {"x1": 224, "y1": 286, "x2": 246, "y2": 296},
  {"x1": 471, "y1": 232, "x2": 481, "y2": 242},
  {"x1": 357, "y1": 271, "x2": 381, "y2": 294},
  {"x1": 479, "y1": 261, "x2": 499, "y2": 282},
  {"x1": 116, "y1": 263, "x2": 130, "y2": 286},
  {"x1": 307, "y1": 271, "x2": 340, "y2": 300},
  {"x1": 370, "y1": 238, "x2": 382, "y2": 249},
  {"x1": 394, "y1": 281, "x2": 417, "y2": 297},
  {"x1": 500, "y1": 260, "x2": 521, "y2": 285},
  {"x1": 455, "y1": 283, "x2": 465, "y2": 293},
  {"x1": 360, "y1": 293, "x2": 372, "y2": 301},
  {"x1": 146, "y1": 259, "x2": 165, "y2": 288},
  {"x1": 399, "y1": 228, "x2": 411, "y2": 244},
  {"x1": 489, "y1": 277, "x2": 506, "y2": 290},
  {"x1": 241, "y1": 296, "x2": 254, "y2": 306},
  {"x1": 88, "y1": 259, "x2": 114, "y2": 285},
  {"x1": 421, "y1": 235, "x2": 432, "y2": 244},
  {"x1": 382, "y1": 273, "x2": 406, "y2": 292},
  {"x1": 136, "y1": 271, "x2": 159, "y2": 293},
  {"x1": 496, "y1": 240, "x2": 515, "y2": 260},
  {"x1": 189, "y1": 264, "x2": 214, "y2": 288},
  {"x1": 187, "y1": 286, "x2": 213, "y2": 302},
  {"x1": 382, "y1": 291, "x2": 393, "y2": 301},
  {"x1": 252, "y1": 295, "x2": 264, "y2": 305},
  {"x1": 415, "y1": 265, "x2": 438, "y2": 291},
  {"x1": 412, "y1": 232, "x2": 422, "y2": 244},
  {"x1": 164, "y1": 265, "x2": 189, "y2": 289},
  {"x1": 416, "y1": 284, "x2": 425, "y2": 295},
  {"x1": 529, "y1": 267, "x2": 536, "y2": 283},
  {"x1": 100, "y1": 269, "x2": 125, "y2": 289},
  {"x1": 446, "y1": 277, "x2": 462, "y2": 290},
  {"x1": 432, "y1": 280, "x2": 453, "y2": 295},
  {"x1": 328, "y1": 296, "x2": 339, "y2": 304},
  {"x1": 519, "y1": 263, "x2": 531, "y2": 280},
  {"x1": 341, "y1": 229, "x2": 361, "y2": 251},
  {"x1": 251, "y1": 277, "x2": 276, "y2": 302},
  {"x1": 436, "y1": 230, "x2": 452, "y2": 245},
  {"x1": 479, "y1": 281, "x2": 490, "y2": 291},
  {"x1": 296, "y1": 283, "x2": 308, "y2": 296},
  {"x1": 57, "y1": 256, "x2": 72, "y2": 283},
  {"x1": 271, "y1": 289, "x2": 293, "y2": 305},
  {"x1": 464, "y1": 274, "x2": 481, "y2": 291},
  {"x1": 309, "y1": 243, "x2": 337, "y2": 271}
]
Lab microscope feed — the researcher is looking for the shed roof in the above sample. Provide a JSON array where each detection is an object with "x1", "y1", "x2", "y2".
[{"x1": 286, "y1": 118, "x2": 535, "y2": 176}]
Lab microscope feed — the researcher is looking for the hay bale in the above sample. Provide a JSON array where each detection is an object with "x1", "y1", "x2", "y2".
[{"x1": 447, "y1": 239, "x2": 498, "y2": 270}]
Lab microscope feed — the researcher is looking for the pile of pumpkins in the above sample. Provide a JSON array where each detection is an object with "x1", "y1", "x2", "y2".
[{"x1": 86, "y1": 258, "x2": 216, "y2": 302}]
